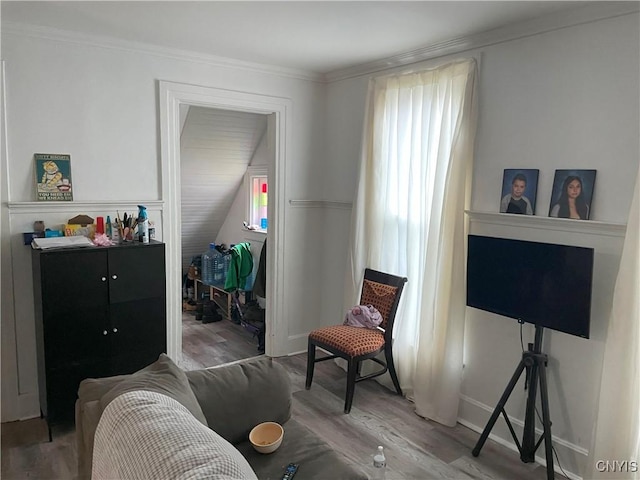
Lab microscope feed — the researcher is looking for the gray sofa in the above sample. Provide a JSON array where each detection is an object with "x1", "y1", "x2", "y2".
[{"x1": 76, "y1": 354, "x2": 367, "y2": 479}]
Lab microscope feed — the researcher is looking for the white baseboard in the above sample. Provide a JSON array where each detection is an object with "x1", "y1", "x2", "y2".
[
  {"x1": 16, "y1": 392, "x2": 40, "y2": 421},
  {"x1": 459, "y1": 394, "x2": 586, "y2": 480}
]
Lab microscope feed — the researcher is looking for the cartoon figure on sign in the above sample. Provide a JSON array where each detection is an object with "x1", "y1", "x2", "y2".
[
  {"x1": 39, "y1": 161, "x2": 70, "y2": 191},
  {"x1": 40, "y1": 161, "x2": 63, "y2": 188},
  {"x1": 35, "y1": 154, "x2": 73, "y2": 201}
]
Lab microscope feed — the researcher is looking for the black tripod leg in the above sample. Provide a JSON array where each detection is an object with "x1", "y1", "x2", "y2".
[
  {"x1": 472, "y1": 359, "x2": 527, "y2": 457},
  {"x1": 538, "y1": 361, "x2": 555, "y2": 480},
  {"x1": 521, "y1": 358, "x2": 539, "y2": 462}
]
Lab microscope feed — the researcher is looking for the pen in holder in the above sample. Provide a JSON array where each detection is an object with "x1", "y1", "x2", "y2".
[{"x1": 116, "y1": 211, "x2": 137, "y2": 243}]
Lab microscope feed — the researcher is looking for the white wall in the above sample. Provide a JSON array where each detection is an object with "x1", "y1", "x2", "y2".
[
  {"x1": 1, "y1": 26, "x2": 327, "y2": 421},
  {"x1": 216, "y1": 133, "x2": 271, "y2": 291},
  {"x1": 216, "y1": 132, "x2": 270, "y2": 249},
  {"x1": 323, "y1": 10, "x2": 639, "y2": 480}
]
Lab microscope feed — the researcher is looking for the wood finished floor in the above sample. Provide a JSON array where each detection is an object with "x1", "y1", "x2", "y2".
[
  {"x1": 180, "y1": 308, "x2": 264, "y2": 369},
  {"x1": 1, "y1": 312, "x2": 564, "y2": 480}
]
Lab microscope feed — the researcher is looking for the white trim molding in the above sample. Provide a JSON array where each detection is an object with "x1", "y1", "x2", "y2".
[
  {"x1": 326, "y1": 2, "x2": 640, "y2": 82},
  {"x1": 7, "y1": 200, "x2": 164, "y2": 214},
  {"x1": 6, "y1": 3, "x2": 637, "y2": 86},
  {"x1": 3, "y1": 21, "x2": 323, "y2": 84},
  {"x1": 465, "y1": 210, "x2": 627, "y2": 238},
  {"x1": 289, "y1": 199, "x2": 352, "y2": 210},
  {"x1": 158, "y1": 80, "x2": 292, "y2": 361},
  {"x1": 459, "y1": 394, "x2": 586, "y2": 480}
]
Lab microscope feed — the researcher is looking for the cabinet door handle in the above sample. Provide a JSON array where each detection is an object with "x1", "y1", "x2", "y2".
[
  {"x1": 112, "y1": 274, "x2": 118, "y2": 280},
  {"x1": 103, "y1": 330, "x2": 108, "y2": 335},
  {"x1": 101, "y1": 277, "x2": 107, "y2": 282},
  {"x1": 112, "y1": 328, "x2": 118, "y2": 333}
]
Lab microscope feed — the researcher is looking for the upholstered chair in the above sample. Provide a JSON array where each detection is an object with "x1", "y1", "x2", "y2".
[{"x1": 305, "y1": 268, "x2": 407, "y2": 413}]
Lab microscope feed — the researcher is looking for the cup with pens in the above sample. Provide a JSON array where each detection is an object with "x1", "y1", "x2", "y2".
[{"x1": 116, "y1": 211, "x2": 138, "y2": 243}]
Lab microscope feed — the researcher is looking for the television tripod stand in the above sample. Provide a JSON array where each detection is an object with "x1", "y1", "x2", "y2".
[{"x1": 471, "y1": 325, "x2": 555, "y2": 480}]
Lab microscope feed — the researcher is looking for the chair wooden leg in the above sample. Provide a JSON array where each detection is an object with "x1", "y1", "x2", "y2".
[
  {"x1": 305, "y1": 340, "x2": 316, "y2": 390},
  {"x1": 345, "y1": 358, "x2": 358, "y2": 414},
  {"x1": 385, "y1": 345, "x2": 403, "y2": 396}
]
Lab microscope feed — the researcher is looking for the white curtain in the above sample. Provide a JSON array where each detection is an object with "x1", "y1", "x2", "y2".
[
  {"x1": 588, "y1": 165, "x2": 640, "y2": 479},
  {"x1": 345, "y1": 58, "x2": 478, "y2": 426}
]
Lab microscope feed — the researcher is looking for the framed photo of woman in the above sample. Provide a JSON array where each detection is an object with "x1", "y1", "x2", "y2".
[
  {"x1": 499, "y1": 169, "x2": 539, "y2": 215},
  {"x1": 548, "y1": 169, "x2": 596, "y2": 220}
]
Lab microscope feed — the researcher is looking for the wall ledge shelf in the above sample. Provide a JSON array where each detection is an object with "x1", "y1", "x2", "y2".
[
  {"x1": 465, "y1": 210, "x2": 627, "y2": 238},
  {"x1": 7, "y1": 200, "x2": 164, "y2": 214},
  {"x1": 289, "y1": 199, "x2": 352, "y2": 210}
]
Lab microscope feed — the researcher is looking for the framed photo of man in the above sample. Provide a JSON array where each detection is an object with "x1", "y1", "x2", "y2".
[
  {"x1": 548, "y1": 169, "x2": 596, "y2": 220},
  {"x1": 500, "y1": 169, "x2": 539, "y2": 215}
]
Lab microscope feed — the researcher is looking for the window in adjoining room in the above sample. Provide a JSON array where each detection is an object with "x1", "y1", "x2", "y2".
[{"x1": 246, "y1": 166, "x2": 268, "y2": 231}]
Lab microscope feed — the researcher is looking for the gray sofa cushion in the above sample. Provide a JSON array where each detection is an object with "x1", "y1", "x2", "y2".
[
  {"x1": 236, "y1": 418, "x2": 368, "y2": 480},
  {"x1": 78, "y1": 374, "x2": 129, "y2": 404},
  {"x1": 100, "y1": 353, "x2": 207, "y2": 426},
  {"x1": 186, "y1": 357, "x2": 291, "y2": 445}
]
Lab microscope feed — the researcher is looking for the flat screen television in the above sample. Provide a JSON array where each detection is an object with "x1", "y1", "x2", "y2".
[{"x1": 466, "y1": 235, "x2": 594, "y2": 338}]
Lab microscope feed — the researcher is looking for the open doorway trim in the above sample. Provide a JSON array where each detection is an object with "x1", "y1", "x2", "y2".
[{"x1": 159, "y1": 80, "x2": 290, "y2": 361}]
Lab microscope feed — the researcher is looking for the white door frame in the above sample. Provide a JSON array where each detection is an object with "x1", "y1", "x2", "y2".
[{"x1": 159, "y1": 80, "x2": 290, "y2": 360}]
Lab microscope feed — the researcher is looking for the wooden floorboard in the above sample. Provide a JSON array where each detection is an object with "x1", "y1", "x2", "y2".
[
  {"x1": 180, "y1": 308, "x2": 263, "y2": 370},
  {"x1": 274, "y1": 355, "x2": 563, "y2": 480},
  {"x1": 1, "y1": 314, "x2": 566, "y2": 480}
]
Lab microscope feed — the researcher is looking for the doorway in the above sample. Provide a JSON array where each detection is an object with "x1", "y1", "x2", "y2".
[
  {"x1": 159, "y1": 80, "x2": 291, "y2": 364},
  {"x1": 179, "y1": 105, "x2": 269, "y2": 368}
]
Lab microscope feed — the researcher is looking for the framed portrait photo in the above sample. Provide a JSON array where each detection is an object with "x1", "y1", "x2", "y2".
[
  {"x1": 499, "y1": 169, "x2": 539, "y2": 215},
  {"x1": 548, "y1": 169, "x2": 596, "y2": 220}
]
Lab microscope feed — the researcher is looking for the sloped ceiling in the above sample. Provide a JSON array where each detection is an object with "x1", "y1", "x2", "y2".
[{"x1": 180, "y1": 107, "x2": 267, "y2": 272}]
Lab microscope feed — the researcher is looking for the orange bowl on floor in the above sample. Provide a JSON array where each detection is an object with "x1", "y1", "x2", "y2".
[{"x1": 249, "y1": 422, "x2": 284, "y2": 454}]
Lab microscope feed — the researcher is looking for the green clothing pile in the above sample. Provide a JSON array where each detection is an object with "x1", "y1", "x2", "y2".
[{"x1": 224, "y1": 243, "x2": 254, "y2": 292}]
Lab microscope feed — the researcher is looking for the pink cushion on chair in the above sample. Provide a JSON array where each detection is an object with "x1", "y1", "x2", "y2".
[{"x1": 309, "y1": 325, "x2": 385, "y2": 357}]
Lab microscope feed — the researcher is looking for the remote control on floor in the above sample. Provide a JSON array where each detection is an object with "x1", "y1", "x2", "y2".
[{"x1": 281, "y1": 463, "x2": 299, "y2": 480}]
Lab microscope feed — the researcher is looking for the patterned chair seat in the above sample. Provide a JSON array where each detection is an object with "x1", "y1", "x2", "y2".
[{"x1": 309, "y1": 325, "x2": 384, "y2": 357}]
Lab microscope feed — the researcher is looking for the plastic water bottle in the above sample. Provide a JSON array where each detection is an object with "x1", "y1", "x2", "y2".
[
  {"x1": 202, "y1": 243, "x2": 217, "y2": 285},
  {"x1": 223, "y1": 253, "x2": 231, "y2": 282},
  {"x1": 372, "y1": 446, "x2": 386, "y2": 480},
  {"x1": 213, "y1": 248, "x2": 224, "y2": 286},
  {"x1": 202, "y1": 244, "x2": 210, "y2": 285}
]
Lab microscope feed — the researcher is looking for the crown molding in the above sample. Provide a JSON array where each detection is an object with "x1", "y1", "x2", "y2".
[
  {"x1": 4, "y1": 2, "x2": 638, "y2": 85},
  {"x1": 1, "y1": 21, "x2": 325, "y2": 84},
  {"x1": 326, "y1": 2, "x2": 640, "y2": 82}
]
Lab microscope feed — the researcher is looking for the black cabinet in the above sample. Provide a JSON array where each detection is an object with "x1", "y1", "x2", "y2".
[{"x1": 32, "y1": 241, "x2": 166, "y2": 426}]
